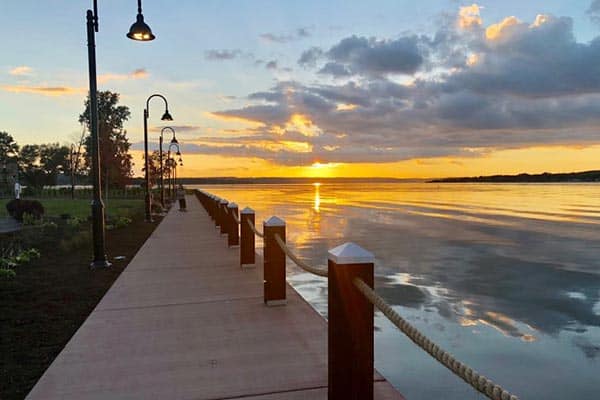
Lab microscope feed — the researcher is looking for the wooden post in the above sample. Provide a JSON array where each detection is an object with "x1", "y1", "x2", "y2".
[
  {"x1": 328, "y1": 242, "x2": 375, "y2": 400},
  {"x1": 263, "y1": 216, "x2": 286, "y2": 306},
  {"x1": 227, "y1": 202, "x2": 239, "y2": 247},
  {"x1": 240, "y1": 207, "x2": 255, "y2": 268},
  {"x1": 213, "y1": 196, "x2": 220, "y2": 227},
  {"x1": 220, "y1": 199, "x2": 229, "y2": 235}
]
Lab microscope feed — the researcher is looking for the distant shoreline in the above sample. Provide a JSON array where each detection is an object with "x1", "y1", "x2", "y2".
[
  {"x1": 130, "y1": 177, "x2": 422, "y2": 185},
  {"x1": 429, "y1": 170, "x2": 600, "y2": 183}
]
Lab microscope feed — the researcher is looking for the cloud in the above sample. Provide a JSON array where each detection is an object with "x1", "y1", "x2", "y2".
[
  {"x1": 587, "y1": 0, "x2": 600, "y2": 24},
  {"x1": 1, "y1": 85, "x2": 84, "y2": 96},
  {"x1": 98, "y1": 68, "x2": 149, "y2": 84},
  {"x1": 457, "y1": 4, "x2": 483, "y2": 30},
  {"x1": 9, "y1": 66, "x2": 33, "y2": 76},
  {"x1": 312, "y1": 35, "x2": 426, "y2": 77},
  {"x1": 204, "y1": 49, "x2": 243, "y2": 60},
  {"x1": 298, "y1": 47, "x2": 324, "y2": 67},
  {"x1": 149, "y1": 125, "x2": 203, "y2": 133},
  {"x1": 318, "y1": 62, "x2": 352, "y2": 77},
  {"x1": 260, "y1": 27, "x2": 311, "y2": 43},
  {"x1": 201, "y1": 7, "x2": 600, "y2": 166}
]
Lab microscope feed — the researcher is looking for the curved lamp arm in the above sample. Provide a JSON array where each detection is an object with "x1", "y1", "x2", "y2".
[
  {"x1": 145, "y1": 94, "x2": 172, "y2": 120},
  {"x1": 160, "y1": 126, "x2": 175, "y2": 140}
]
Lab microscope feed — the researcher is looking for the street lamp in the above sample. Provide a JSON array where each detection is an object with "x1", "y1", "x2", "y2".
[
  {"x1": 143, "y1": 94, "x2": 173, "y2": 222},
  {"x1": 167, "y1": 143, "x2": 181, "y2": 201},
  {"x1": 85, "y1": 0, "x2": 155, "y2": 268},
  {"x1": 159, "y1": 127, "x2": 177, "y2": 208}
]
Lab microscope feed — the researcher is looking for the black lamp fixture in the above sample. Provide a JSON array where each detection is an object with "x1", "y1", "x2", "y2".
[
  {"x1": 85, "y1": 0, "x2": 156, "y2": 268},
  {"x1": 126, "y1": 0, "x2": 155, "y2": 41}
]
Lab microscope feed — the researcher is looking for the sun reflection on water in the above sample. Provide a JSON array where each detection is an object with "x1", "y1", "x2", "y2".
[{"x1": 313, "y1": 182, "x2": 321, "y2": 212}]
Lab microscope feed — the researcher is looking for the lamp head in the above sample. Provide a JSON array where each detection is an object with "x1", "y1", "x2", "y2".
[
  {"x1": 170, "y1": 136, "x2": 178, "y2": 144},
  {"x1": 176, "y1": 151, "x2": 181, "y2": 156},
  {"x1": 179, "y1": 161, "x2": 183, "y2": 167},
  {"x1": 161, "y1": 109, "x2": 173, "y2": 121},
  {"x1": 126, "y1": 13, "x2": 155, "y2": 41}
]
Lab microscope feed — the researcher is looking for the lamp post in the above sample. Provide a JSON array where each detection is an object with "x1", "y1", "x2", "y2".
[
  {"x1": 143, "y1": 94, "x2": 173, "y2": 222},
  {"x1": 159, "y1": 127, "x2": 177, "y2": 208},
  {"x1": 167, "y1": 142, "x2": 181, "y2": 201},
  {"x1": 86, "y1": 0, "x2": 155, "y2": 268}
]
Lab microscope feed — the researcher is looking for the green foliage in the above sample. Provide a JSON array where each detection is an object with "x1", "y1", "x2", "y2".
[
  {"x1": 0, "y1": 268, "x2": 16, "y2": 280},
  {"x1": 18, "y1": 143, "x2": 71, "y2": 188},
  {"x1": 1, "y1": 198, "x2": 143, "y2": 219},
  {"x1": 67, "y1": 216, "x2": 84, "y2": 227},
  {"x1": 59, "y1": 231, "x2": 91, "y2": 253},
  {"x1": 0, "y1": 131, "x2": 19, "y2": 161},
  {"x1": 79, "y1": 91, "x2": 133, "y2": 188},
  {"x1": 0, "y1": 246, "x2": 41, "y2": 278},
  {"x1": 107, "y1": 216, "x2": 132, "y2": 230},
  {"x1": 22, "y1": 212, "x2": 38, "y2": 226}
]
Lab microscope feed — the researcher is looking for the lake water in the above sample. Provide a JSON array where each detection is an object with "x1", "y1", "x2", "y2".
[{"x1": 192, "y1": 183, "x2": 600, "y2": 400}]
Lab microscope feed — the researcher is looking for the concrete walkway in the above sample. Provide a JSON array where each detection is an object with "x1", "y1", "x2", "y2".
[{"x1": 27, "y1": 195, "x2": 404, "y2": 400}]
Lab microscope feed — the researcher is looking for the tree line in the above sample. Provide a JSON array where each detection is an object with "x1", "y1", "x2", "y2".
[
  {"x1": 1, "y1": 91, "x2": 136, "y2": 197},
  {"x1": 1, "y1": 90, "x2": 176, "y2": 198}
]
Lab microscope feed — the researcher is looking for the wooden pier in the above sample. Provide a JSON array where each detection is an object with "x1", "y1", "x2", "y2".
[{"x1": 26, "y1": 195, "x2": 404, "y2": 399}]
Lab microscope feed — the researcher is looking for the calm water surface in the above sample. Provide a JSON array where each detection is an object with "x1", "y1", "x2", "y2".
[{"x1": 193, "y1": 183, "x2": 600, "y2": 400}]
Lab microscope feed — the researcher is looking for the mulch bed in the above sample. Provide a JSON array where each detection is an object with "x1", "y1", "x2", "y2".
[{"x1": 0, "y1": 215, "x2": 161, "y2": 400}]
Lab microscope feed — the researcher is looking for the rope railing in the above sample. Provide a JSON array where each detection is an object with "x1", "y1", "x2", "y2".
[
  {"x1": 273, "y1": 229, "x2": 518, "y2": 399},
  {"x1": 194, "y1": 189, "x2": 520, "y2": 400},
  {"x1": 273, "y1": 234, "x2": 328, "y2": 278},
  {"x1": 353, "y1": 278, "x2": 519, "y2": 400},
  {"x1": 246, "y1": 219, "x2": 264, "y2": 238}
]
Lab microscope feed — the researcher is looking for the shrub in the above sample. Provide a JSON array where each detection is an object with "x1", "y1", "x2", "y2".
[
  {"x1": 6, "y1": 199, "x2": 45, "y2": 221},
  {"x1": 0, "y1": 269, "x2": 16, "y2": 280},
  {"x1": 67, "y1": 216, "x2": 84, "y2": 227}
]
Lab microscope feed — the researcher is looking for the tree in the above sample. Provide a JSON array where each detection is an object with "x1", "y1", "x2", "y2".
[
  {"x1": 0, "y1": 131, "x2": 19, "y2": 162},
  {"x1": 79, "y1": 91, "x2": 133, "y2": 189},
  {"x1": 0, "y1": 131, "x2": 19, "y2": 196},
  {"x1": 68, "y1": 127, "x2": 88, "y2": 198},
  {"x1": 143, "y1": 150, "x2": 172, "y2": 188},
  {"x1": 19, "y1": 143, "x2": 70, "y2": 189}
]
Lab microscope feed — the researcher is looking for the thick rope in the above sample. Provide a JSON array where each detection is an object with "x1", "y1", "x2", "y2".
[
  {"x1": 353, "y1": 278, "x2": 519, "y2": 400},
  {"x1": 273, "y1": 234, "x2": 328, "y2": 277},
  {"x1": 246, "y1": 219, "x2": 264, "y2": 238}
]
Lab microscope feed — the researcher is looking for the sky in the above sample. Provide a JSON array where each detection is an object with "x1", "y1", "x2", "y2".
[{"x1": 2, "y1": 0, "x2": 600, "y2": 178}]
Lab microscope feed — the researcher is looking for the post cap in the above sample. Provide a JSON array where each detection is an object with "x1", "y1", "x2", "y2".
[
  {"x1": 241, "y1": 207, "x2": 255, "y2": 214},
  {"x1": 328, "y1": 242, "x2": 374, "y2": 264},
  {"x1": 220, "y1": 199, "x2": 228, "y2": 204},
  {"x1": 264, "y1": 216, "x2": 285, "y2": 227},
  {"x1": 227, "y1": 202, "x2": 238, "y2": 208}
]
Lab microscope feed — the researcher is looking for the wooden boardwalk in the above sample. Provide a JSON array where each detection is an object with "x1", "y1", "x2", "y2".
[{"x1": 27, "y1": 195, "x2": 404, "y2": 399}]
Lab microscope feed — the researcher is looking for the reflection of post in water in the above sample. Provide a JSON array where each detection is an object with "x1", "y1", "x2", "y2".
[{"x1": 313, "y1": 182, "x2": 321, "y2": 212}]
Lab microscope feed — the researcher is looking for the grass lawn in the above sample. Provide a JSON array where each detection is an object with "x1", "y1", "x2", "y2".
[{"x1": 0, "y1": 198, "x2": 143, "y2": 219}]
